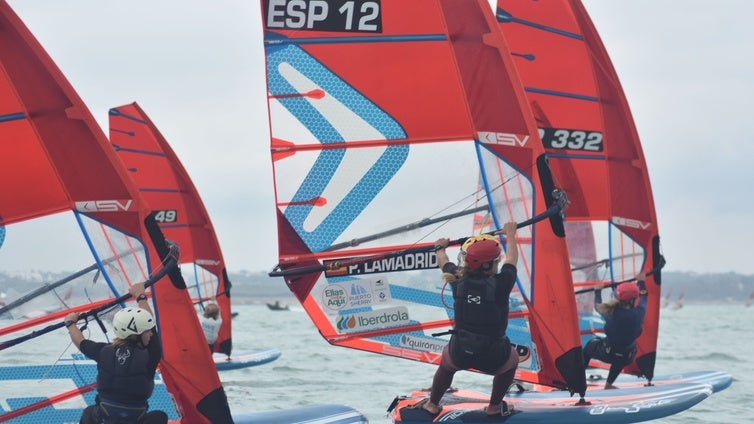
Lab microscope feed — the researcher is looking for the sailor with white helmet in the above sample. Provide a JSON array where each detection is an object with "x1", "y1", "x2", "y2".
[{"x1": 64, "y1": 282, "x2": 168, "y2": 424}]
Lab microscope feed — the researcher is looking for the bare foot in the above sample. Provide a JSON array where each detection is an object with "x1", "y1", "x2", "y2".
[
  {"x1": 411, "y1": 398, "x2": 440, "y2": 415},
  {"x1": 422, "y1": 401, "x2": 441, "y2": 415},
  {"x1": 485, "y1": 401, "x2": 513, "y2": 416},
  {"x1": 604, "y1": 383, "x2": 618, "y2": 390}
]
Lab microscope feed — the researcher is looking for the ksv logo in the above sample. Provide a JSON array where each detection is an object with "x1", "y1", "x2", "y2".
[
  {"x1": 75, "y1": 199, "x2": 133, "y2": 212},
  {"x1": 612, "y1": 216, "x2": 651, "y2": 230},
  {"x1": 478, "y1": 131, "x2": 529, "y2": 147}
]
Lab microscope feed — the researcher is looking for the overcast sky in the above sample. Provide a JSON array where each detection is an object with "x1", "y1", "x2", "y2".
[{"x1": 6, "y1": 1, "x2": 753, "y2": 275}]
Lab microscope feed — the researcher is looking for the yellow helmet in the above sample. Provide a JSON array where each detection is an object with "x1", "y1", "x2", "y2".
[
  {"x1": 461, "y1": 234, "x2": 500, "y2": 252},
  {"x1": 460, "y1": 234, "x2": 501, "y2": 269}
]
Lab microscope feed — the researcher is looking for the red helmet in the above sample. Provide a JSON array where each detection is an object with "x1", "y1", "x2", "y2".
[
  {"x1": 464, "y1": 237, "x2": 501, "y2": 269},
  {"x1": 616, "y1": 282, "x2": 640, "y2": 302}
]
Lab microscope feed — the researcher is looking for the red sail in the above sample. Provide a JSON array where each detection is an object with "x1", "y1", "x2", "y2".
[
  {"x1": 109, "y1": 102, "x2": 234, "y2": 357},
  {"x1": 262, "y1": 0, "x2": 584, "y2": 393},
  {"x1": 495, "y1": 0, "x2": 663, "y2": 381},
  {"x1": 0, "y1": 3, "x2": 232, "y2": 422}
]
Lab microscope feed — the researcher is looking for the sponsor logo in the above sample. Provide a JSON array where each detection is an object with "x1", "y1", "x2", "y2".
[
  {"x1": 75, "y1": 199, "x2": 133, "y2": 212},
  {"x1": 612, "y1": 216, "x2": 651, "y2": 230},
  {"x1": 322, "y1": 278, "x2": 393, "y2": 312},
  {"x1": 324, "y1": 251, "x2": 438, "y2": 277},
  {"x1": 478, "y1": 131, "x2": 529, "y2": 147},
  {"x1": 514, "y1": 344, "x2": 531, "y2": 363},
  {"x1": 348, "y1": 282, "x2": 372, "y2": 307},
  {"x1": 336, "y1": 307, "x2": 410, "y2": 332},
  {"x1": 399, "y1": 335, "x2": 446, "y2": 354},
  {"x1": 264, "y1": 0, "x2": 382, "y2": 33},
  {"x1": 443, "y1": 410, "x2": 467, "y2": 420},
  {"x1": 195, "y1": 259, "x2": 222, "y2": 266},
  {"x1": 322, "y1": 284, "x2": 348, "y2": 311}
]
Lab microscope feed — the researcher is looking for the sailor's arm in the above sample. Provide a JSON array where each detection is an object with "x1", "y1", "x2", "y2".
[
  {"x1": 63, "y1": 312, "x2": 85, "y2": 349},
  {"x1": 434, "y1": 238, "x2": 450, "y2": 269},
  {"x1": 130, "y1": 282, "x2": 153, "y2": 317},
  {"x1": 502, "y1": 222, "x2": 518, "y2": 266},
  {"x1": 636, "y1": 271, "x2": 648, "y2": 310}
]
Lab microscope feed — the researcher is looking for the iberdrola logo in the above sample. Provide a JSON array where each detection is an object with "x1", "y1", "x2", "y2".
[
  {"x1": 336, "y1": 315, "x2": 357, "y2": 331},
  {"x1": 335, "y1": 307, "x2": 410, "y2": 333}
]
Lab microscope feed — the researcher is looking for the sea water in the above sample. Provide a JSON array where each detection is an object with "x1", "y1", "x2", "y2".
[
  {"x1": 2, "y1": 303, "x2": 749, "y2": 423},
  {"x1": 225, "y1": 303, "x2": 752, "y2": 423}
]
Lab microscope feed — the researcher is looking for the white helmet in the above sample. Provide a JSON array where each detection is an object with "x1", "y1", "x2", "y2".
[{"x1": 112, "y1": 307, "x2": 155, "y2": 339}]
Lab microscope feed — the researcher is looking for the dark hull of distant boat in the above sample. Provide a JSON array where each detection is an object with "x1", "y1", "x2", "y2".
[{"x1": 266, "y1": 303, "x2": 289, "y2": 311}]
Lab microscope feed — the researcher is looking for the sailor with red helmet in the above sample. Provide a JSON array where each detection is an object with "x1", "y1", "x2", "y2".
[
  {"x1": 583, "y1": 272, "x2": 649, "y2": 389},
  {"x1": 410, "y1": 222, "x2": 520, "y2": 418}
]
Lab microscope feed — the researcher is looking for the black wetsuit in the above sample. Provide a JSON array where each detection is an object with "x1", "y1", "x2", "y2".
[
  {"x1": 583, "y1": 280, "x2": 648, "y2": 384},
  {"x1": 78, "y1": 331, "x2": 167, "y2": 424}
]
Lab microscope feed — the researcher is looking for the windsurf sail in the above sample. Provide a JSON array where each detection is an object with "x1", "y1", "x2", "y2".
[
  {"x1": 670, "y1": 291, "x2": 684, "y2": 310},
  {"x1": 262, "y1": 0, "x2": 585, "y2": 395},
  {"x1": 0, "y1": 3, "x2": 233, "y2": 422},
  {"x1": 661, "y1": 287, "x2": 672, "y2": 309},
  {"x1": 494, "y1": 0, "x2": 663, "y2": 382},
  {"x1": 108, "y1": 102, "x2": 234, "y2": 357}
]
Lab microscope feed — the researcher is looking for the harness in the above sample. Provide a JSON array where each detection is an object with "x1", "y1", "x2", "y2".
[
  {"x1": 97, "y1": 344, "x2": 154, "y2": 403},
  {"x1": 449, "y1": 274, "x2": 511, "y2": 372},
  {"x1": 97, "y1": 397, "x2": 148, "y2": 424},
  {"x1": 453, "y1": 275, "x2": 506, "y2": 336}
]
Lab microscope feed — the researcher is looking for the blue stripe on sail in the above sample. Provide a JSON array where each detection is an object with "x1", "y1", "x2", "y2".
[
  {"x1": 109, "y1": 108, "x2": 147, "y2": 124},
  {"x1": 548, "y1": 152, "x2": 606, "y2": 160},
  {"x1": 111, "y1": 144, "x2": 166, "y2": 157},
  {"x1": 0, "y1": 112, "x2": 25, "y2": 123},
  {"x1": 525, "y1": 87, "x2": 598, "y2": 102},
  {"x1": 158, "y1": 223, "x2": 189, "y2": 229},
  {"x1": 264, "y1": 33, "x2": 445, "y2": 46},
  {"x1": 496, "y1": 8, "x2": 583, "y2": 40},
  {"x1": 139, "y1": 187, "x2": 180, "y2": 193},
  {"x1": 267, "y1": 38, "x2": 408, "y2": 251}
]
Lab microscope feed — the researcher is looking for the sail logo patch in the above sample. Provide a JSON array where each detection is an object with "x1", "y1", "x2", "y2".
[
  {"x1": 322, "y1": 278, "x2": 392, "y2": 311},
  {"x1": 154, "y1": 209, "x2": 178, "y2": 223},
  {"x1": 324, "y1": 251, "x2": 438, "y2": 277},
  {"x1": 336, "y1": 306, "x2": 409, "y2": 332},
  {"x1": 399, "y1": 335, "x2": 446, "y2": 354},
  {"x1": 264, "y1": 0, "x2": 382, "y2": 33},
  {"x1": 478, "y1": 131, "x2": 529, "y2": 147},
  {"x1": 466, "y1": 295, "x2": 481, "y2": 304},
  {"x1": 612, "y1": 216, "x2": 651, "y2": 230},
  {"x1": 75, "y1": 199, "x2": 133, "y2": 213},
  {"x1": 323, "y1": 284, "x2": 348, "y2": 310},
  {"x1": 538, "y1": 127, "x2": 603, "y2": 152}
]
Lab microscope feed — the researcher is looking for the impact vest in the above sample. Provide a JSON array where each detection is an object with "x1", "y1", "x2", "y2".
[
  {"x1": 453, "y1": 274, "x2": 508, "y2": 338},
  {"x1": 604, "y1": 307, "x2": 643, "y2": 351},
  {"x1": 97, "y1": 344, "x2": 155, "y2": 404}
]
